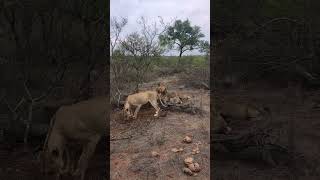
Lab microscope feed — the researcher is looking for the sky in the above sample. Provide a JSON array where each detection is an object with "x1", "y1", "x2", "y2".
[{"x1": 111, "y1": 0, "x2": 210, "y2": 56}]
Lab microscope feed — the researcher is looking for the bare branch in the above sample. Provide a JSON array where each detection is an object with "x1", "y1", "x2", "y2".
[{"x1": 24, "y1": 81, "x2": 32, "y2": 100}]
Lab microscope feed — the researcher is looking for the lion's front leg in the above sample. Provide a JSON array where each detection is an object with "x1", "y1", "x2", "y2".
[
  {"x1": 149, "y1": 100, "x2": 160, "y2": 117},
  {"x1": 62, "y1": 146, "x2": 76, "y2": 175},
  {"x1": 73, "y1": 135, "x2": 101, "y2": 180},
  {"x1": 60, "y1": 147, "x2": 71, "y2": 174},
  {"x1": 133, "y1": 105, "x2": 142, "y2": 119}
]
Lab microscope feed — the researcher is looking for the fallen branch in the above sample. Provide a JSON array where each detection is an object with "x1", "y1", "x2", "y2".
[
  {"x1": 201, "y1": 82, "x2": 209, "y2": 90},
  {"x1": 110, "y1": 135, "x2": 133, "y2": 141}
]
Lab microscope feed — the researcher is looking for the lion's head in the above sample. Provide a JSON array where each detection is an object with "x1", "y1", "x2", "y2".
[
  {"x1": 123, "y1": 100, "x2": 133, "y2": 119},
  {"x1": 156, "y1": 82, "x2": 167, "y2": 96},
  {"x1": 40, "y1": 133, "x2": 65, "y2": 175}
]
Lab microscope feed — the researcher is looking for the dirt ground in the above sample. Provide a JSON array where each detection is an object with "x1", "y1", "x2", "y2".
[
  {"x1": 212, "y1": 82, "x2": 320, "y2": 180},
  {"x1": 110, "y1": 75, "x2": 210, "y2": 180},
  {"x1": 3, "y1": 76, "x2": 320, "y2": 180},
  {"x1": 0, "y1": 139, "x2": 107, "y2": 180}
]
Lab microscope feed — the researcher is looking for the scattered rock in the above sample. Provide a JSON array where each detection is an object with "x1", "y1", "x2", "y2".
[
  {"x1": 151, "y1": 151, "x2": 160, "y2": 157},
  {"x1": 188, "y1": 162, "x2": 201, "y2": 172},
  {"x1": 184, "y1": 157, "x2": 194, "y2": 165},
  {"x1": 192, "y1": 147, "x2": 200, "y2": 154},
  {"x1": 182, "y1": 167, "x2": 193, "y2": 176},
  {"x1": 171, "y1": 147, "x2": 184, "y2": 153},
  {"x1": 183, "y1": 157, "x2": 201, "y2": 174},
  {"x1": 183, "y1": 136, "x2": 192, "y2": 143},
  {"x1": 187, "y1": 163, "x2": 196, "y2": 171},
  {"x1": 171, "y1": 148, "x2": 178, "y2": 152}
]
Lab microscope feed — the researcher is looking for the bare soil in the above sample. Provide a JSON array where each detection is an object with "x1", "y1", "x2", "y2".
[{"x1": 110, "y1": 75, "x2": 210, "y2": 180}]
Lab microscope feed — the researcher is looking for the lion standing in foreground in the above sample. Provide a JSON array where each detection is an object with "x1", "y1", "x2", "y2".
[
  {"x1": 40, "y1": 96, "x2": 108, "y2": 180},
  {"x1": 124, "y1": 82, "x2": 167, "y2": 119}
]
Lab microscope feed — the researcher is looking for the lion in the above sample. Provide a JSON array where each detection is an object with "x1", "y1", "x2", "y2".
[
  {"x1": 212, "y1": 113, "x2": 232, "y2": 134},
  {"x1": 212, "y1": 106, "x2": 231, "y2": 134},
  {"x1": 217, "y1": 102, "x2": 270, "y2": 122},
  {"x1": 163, "y1": 91, "x2": 191, "y2": 105},
  {"x1": 40, "y1": 96, "x2": 108, "y2": 180},
  {"x1": 164, "y1": 91, "x2": 182, "y2": 104},
  {"x1": 124, "y1": 83, "x2": 167, "y2": 119}
]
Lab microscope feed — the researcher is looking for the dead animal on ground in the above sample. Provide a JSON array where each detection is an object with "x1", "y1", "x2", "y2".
[
  {"x1": 123, "y1": 82, "x2": 167, "y2": 119},
  {"x1": 217, "y1": 102, "x2": 270, "y2": 122},
  {"x1": 39, "y1": 96, "x2": 108, "y2": 180}
]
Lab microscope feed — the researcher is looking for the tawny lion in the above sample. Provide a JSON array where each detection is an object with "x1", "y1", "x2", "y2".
[
  {"x1": 124, "y1": 83, "x2": 167, "y2": 119},
  {"x1": 40, "y1": 96, "x2": 108, "y2": 180},
  {"x1": 212, "y1": 106, "x2": 232, "y2": 134},
  {"x1": 164, "y1": 91, "x2": 191, "y2": 104},
  {"x1": 213, "y1": 113, "x2": 232, "y2": 134},
  {"x1": 218, "y1": 102, "x2": 270, "y2": 122}
]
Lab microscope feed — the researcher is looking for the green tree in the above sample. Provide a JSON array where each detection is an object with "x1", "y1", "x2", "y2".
[
  {"x1": 199, "y1": 40, "x2": 210, "y2": 56},
  {"x1": 159, "y1": 19, "x2": 205, "y2": 63}
]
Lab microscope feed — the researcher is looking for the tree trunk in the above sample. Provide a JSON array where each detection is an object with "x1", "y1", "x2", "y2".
[
  {"x1": 24, "y1": 101, "x2": 33, "y2": 145},
  {"x1": 178, "y1": 48, "x2": 183, "y2": 65}
]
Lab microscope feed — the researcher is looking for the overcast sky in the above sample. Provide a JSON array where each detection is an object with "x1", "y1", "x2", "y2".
[{"x1": 111, "y1": 0, "x2": 210, "y2": 56}]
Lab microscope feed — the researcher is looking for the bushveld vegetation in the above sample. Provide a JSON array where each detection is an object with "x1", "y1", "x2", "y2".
[{"x1": 110, "y1": 16, "x2": 209, "y2": 106}]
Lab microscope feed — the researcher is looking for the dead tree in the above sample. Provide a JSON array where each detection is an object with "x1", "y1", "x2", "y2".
[{"x1": 121, "y1": 17, "x2": 166, "y2": 91}]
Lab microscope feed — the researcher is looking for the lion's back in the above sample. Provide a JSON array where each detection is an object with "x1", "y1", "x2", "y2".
[
  {"x1": 54, "y1": 97, "x2": 108, "y2": 137},
  {"x1": 127, "y1": 91, "x2": 157, "y2": 104}
]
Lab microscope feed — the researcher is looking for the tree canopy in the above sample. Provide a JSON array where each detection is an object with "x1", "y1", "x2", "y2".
[{"x1": 159, "y1": 19, "x2": 205, "y2": 60}]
